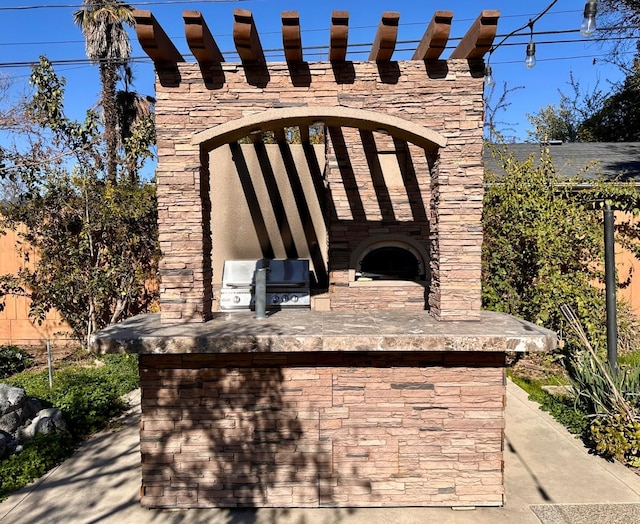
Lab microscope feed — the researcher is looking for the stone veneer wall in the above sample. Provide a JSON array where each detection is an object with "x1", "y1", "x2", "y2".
[
  {"x1": 155, "y1": 60, "x2": 484, "y2": 322},
  {"x1": 138, "y1": 352, "x2": 505, "y2": 508}
]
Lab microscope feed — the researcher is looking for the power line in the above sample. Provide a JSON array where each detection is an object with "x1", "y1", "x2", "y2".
[
  {"x1": 1, "y1": 23, "x2": 638, "y2": 68},
  {"x1": 0, "y1": 0, "x2": 254, "y2": 12}
]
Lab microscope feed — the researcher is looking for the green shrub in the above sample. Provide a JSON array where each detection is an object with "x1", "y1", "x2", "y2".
[
  {"x1": 570, "y1": 356, "x2": 640, "y2": 413},
  {"x1": 0, "y1": 354, "x2": 139, "y2": 500},
  {"x1": 589, "y1": 414, "x2": 640, "y2": 467},
  {"x1": 6, "y1": 353, "x2": 139, "y2": 437},
  {"x1": 0, "y1": 346, "x2": 34, "y2": 379},
  {"x1": 620, "y1": 349, "x2": 640, "y2": 370},
  {"x1": 0, "y1": 433, "x2": 75, "y2": 500},
  {"x1": 561, "y1": 305, "x2": 640, "y2": 467}
]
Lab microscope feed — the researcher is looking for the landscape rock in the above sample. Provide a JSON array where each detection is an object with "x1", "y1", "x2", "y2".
[
  {"x1": 22, "y1": 398, "x2": 43, "y2": 420},
  {"x1": 18, "y1": 408, "x2": 67, "y2": 440},
  {"x1": 0, "y1": 430, "x2": 10, "y2": 457},
  {"x1": 0, "y1": 384, "x2": 67, "y2": 459},
  {"x1": 0, "y1": 383, "x2": 26, "y2": 416},
  {"x1": 0, "y1": 410, "x2": 23, "y2": 434}
]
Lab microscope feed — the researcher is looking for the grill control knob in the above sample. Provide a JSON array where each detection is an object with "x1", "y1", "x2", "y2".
[
  {"x1": 281, "y1": 295, "x2": 289, "y2": 303},
  {"x1": 271, "y1": 295, "x2": 280, "y2": 304},
  {"x1": 291, "y1": 295, "x2": 299, "y2": 303},
  {"x1": 233, "y1": 296, "x2": 241, "y2": 304}
]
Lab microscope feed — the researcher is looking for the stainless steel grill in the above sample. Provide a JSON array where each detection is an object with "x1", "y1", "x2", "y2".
[{"x1": 219, "y1": 259, "x2": 310, "y2": 311}]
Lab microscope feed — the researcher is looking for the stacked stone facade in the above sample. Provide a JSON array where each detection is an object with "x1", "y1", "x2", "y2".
[
  {"x1": 139, "y1": 352, "x2": 505, "y2": 508},
  {"x1": 155, "y1": 59, "x2": 484, "y2": 322}
]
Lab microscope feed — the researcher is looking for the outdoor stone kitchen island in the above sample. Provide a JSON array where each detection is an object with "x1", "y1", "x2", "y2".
[
  {"x1": 93, "y1": 311, "x2": 555, "y2": 508},
  {"x1": 90, "y1": 6, "x2": 558, "y2": 510}
]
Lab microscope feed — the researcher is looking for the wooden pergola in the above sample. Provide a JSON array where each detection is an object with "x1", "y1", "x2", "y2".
[{"x1": 134, "y1": 8, "x2": 500, "y2": 78}]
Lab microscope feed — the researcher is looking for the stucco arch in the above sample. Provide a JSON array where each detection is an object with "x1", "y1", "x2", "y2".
[{"x1": 192, "y1": 107, "x2": 447, "y2": 151}]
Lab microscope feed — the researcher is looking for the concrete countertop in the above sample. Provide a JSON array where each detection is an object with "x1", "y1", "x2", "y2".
[{"x1": 90, "y1": 310, "x2": 556, "y2": 355}]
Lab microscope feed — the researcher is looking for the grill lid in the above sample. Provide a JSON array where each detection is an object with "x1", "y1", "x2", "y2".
[{"x1": 222, "y1": 259, "x2": 310, "y2": 288}]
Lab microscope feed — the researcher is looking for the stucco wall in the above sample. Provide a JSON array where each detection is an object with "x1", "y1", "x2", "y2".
[{"x1": 209, "y1": 143, "x2": 327, "y2": 289}]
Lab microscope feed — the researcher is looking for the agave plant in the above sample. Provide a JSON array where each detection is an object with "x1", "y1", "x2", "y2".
[{"x1": 561, "y1": 304, "x2": 640, "y2": 466}]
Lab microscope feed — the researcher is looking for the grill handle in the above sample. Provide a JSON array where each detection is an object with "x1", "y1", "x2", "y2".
[{"x1": 254, "y1": 268, "x2": 268, "y2": 319}]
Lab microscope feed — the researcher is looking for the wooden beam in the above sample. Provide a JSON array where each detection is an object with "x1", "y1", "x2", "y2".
[
  {"x1": 282, "y1": 11, "x2": 303, "y2": 63},
  {"x1": 329, "y1": 11, "x2": 349, "y2": 62},
  {"x1": 233, "y1": 9, "x2": 265, "y2": 63},
  {"x1": 273, "y1": 128, "x2": 286, "y2": 143},
  {"x1": 184, "y1": 10, "x2": 224, "y2": 66},
  {"x1": 412, "y1": 10, "x2": 453, "y2": 60},
  {"x1": 248, "y1": 130, "x2": 263, "y2": 144},
  {"x1": 133, "y1": 9, "x2": 184, "y2": 66},
  {"x1": 369, "y1": 12, "x2": 400, "y2": 62},
  {"x1": 299, "y1": 125, "x2": 310, "y2": 144},
  {"x1": 450, "y1": 10, "x2": 500, "y2": 59}
]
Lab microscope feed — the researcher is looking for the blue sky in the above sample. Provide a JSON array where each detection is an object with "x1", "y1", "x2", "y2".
[{"x1": 0, "y1": 0, "x2": 629, "y2": 143}]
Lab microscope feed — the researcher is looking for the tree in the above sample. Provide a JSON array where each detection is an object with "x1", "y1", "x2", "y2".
[
  {"x1": 526, "y1": 72, "x2": 606, "y2": 143},
  {"x1": 73, "y1": 0, "x2": 134, "y2": 184},
  {"x1": 483, "y1": 143, "x2": 640, "y2": 351},
  {"x1": 598, "y1": 1, "x2": 640, "y2": 72},
  {"x1": 116, "y1": 67, "x2": 156, "y2": 183},
  {"x1": 0, "y1": 58, "x2": 158, "y2": 344},
  {"x1": 526, "y1": 64, "x2": 640, "y2": 143},
  {"x1": 483, "y1": 82, "x2": 524, "y2": 143},
  {"x1": 579, "y1": 61, "x2": 640, "y2": 141}
]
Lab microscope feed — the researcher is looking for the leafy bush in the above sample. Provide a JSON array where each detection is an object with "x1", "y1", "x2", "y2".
[
  {"x1": 0, "y1": 353, "x2": 139, "y2": 500},
  {"x1": 0, "y1": 345, "x2": 34, "y2": 379},
  {"x1": 589, "y1": 414, "x2": 640, "y2": 467},
  {"x1": 0, "y1": 433, "x2": 75, "y2": 500},
  {"x1": 620, "y1": 349, "x2": 640, "y2": 369},
  {"x1": 6, "y1": 353, "x2": 139, "y2": 437},
  {"x1": 483, "y1": 144, "x2": 640, "y2": 356}
]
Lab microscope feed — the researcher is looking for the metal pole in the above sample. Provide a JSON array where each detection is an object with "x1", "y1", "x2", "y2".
[
  {"x1": 604, "y1": 203, "x2": 618, "y2": 373},
  {"x1": 46, "y1": 339, "x2": 53, "y2": 389},
  {"x1": 254, "y1": 267, "x2": 267, "y2": 320}
]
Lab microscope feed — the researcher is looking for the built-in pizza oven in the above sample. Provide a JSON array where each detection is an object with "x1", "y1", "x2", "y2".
[{"x1": 356, "y1": 243, "x2": 426, "y2": 282}]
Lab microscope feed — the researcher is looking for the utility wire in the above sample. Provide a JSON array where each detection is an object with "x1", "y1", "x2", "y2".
[
  {"x1": 1, "y1": 25, "x2": 638, "y2": 69},
  {"x1": 0, "y1": 0, "x2": 254, "y2": 11}
]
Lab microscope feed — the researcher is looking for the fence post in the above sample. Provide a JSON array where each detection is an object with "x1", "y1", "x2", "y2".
[{"x1": 46, "y1": 339, "x2": 53, "y2": 389}]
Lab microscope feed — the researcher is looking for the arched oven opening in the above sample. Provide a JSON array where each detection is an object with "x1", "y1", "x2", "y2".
[{"x1": 353, "y1": 239, "x2": 428, "y2": 283}]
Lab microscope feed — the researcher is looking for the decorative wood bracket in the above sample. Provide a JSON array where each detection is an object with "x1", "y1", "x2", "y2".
[
  {"x1": 233, "y1": 9, "x2": 265, "y2": 63},
  {"x1": 184, "y1": 10, "x2": 223, "y2": 67},
  {"x1": 282, "y1": 11, "x2": 303, "y2": 63},
  {"x1": 329, "y1": 11, "x2": 349, "y2": 62},
  {"x1": 450, "y1": 10, "x2": 500, "y2": 59},
  {"x1": 369, "y1": 12, "x2": 400, "y2": 62},
  {"x1": 412, "y1": 11, "x2": 453, "y2": 60},
  {"x1": 133, "y1": 9, "x2": 184, "y2": 67}
]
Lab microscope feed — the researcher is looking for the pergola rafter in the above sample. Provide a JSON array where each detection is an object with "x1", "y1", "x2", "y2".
[
  {"x1": 450, "y1": 10, "x2": 500, "y2": 59},
  {"x1": 184, "y1": 10, "x2": 224, "y2": 67},
  {"x1": 133, "y1": 8, "x2": 500, "y2": 82},
  {"x1": 369, "y1": 11, "x2": 400, "y2": 62},
  {"x1": 412, "y1": 10, "x2": 453, "y2": 60}
]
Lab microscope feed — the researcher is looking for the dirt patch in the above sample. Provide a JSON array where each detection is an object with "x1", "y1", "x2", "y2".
[
  {"x1": 10, "y1": 341, "x2": 89, "y2": 372},
  {"x1": 508, "y1": 352, "x2": 567, "y2": 382}
]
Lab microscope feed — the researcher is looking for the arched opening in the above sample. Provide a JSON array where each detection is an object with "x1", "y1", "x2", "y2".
[
  {"x1": 358, "y1": 246, "x2": 423, "y2": 281},
  {"x1": 351, "y1": 236, "x2": 429, "y2": 284}
]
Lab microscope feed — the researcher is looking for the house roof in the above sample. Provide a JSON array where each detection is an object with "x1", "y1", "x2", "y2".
[{"x1": 484, "y1": 142, "x2": 640, "y2": 183}]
